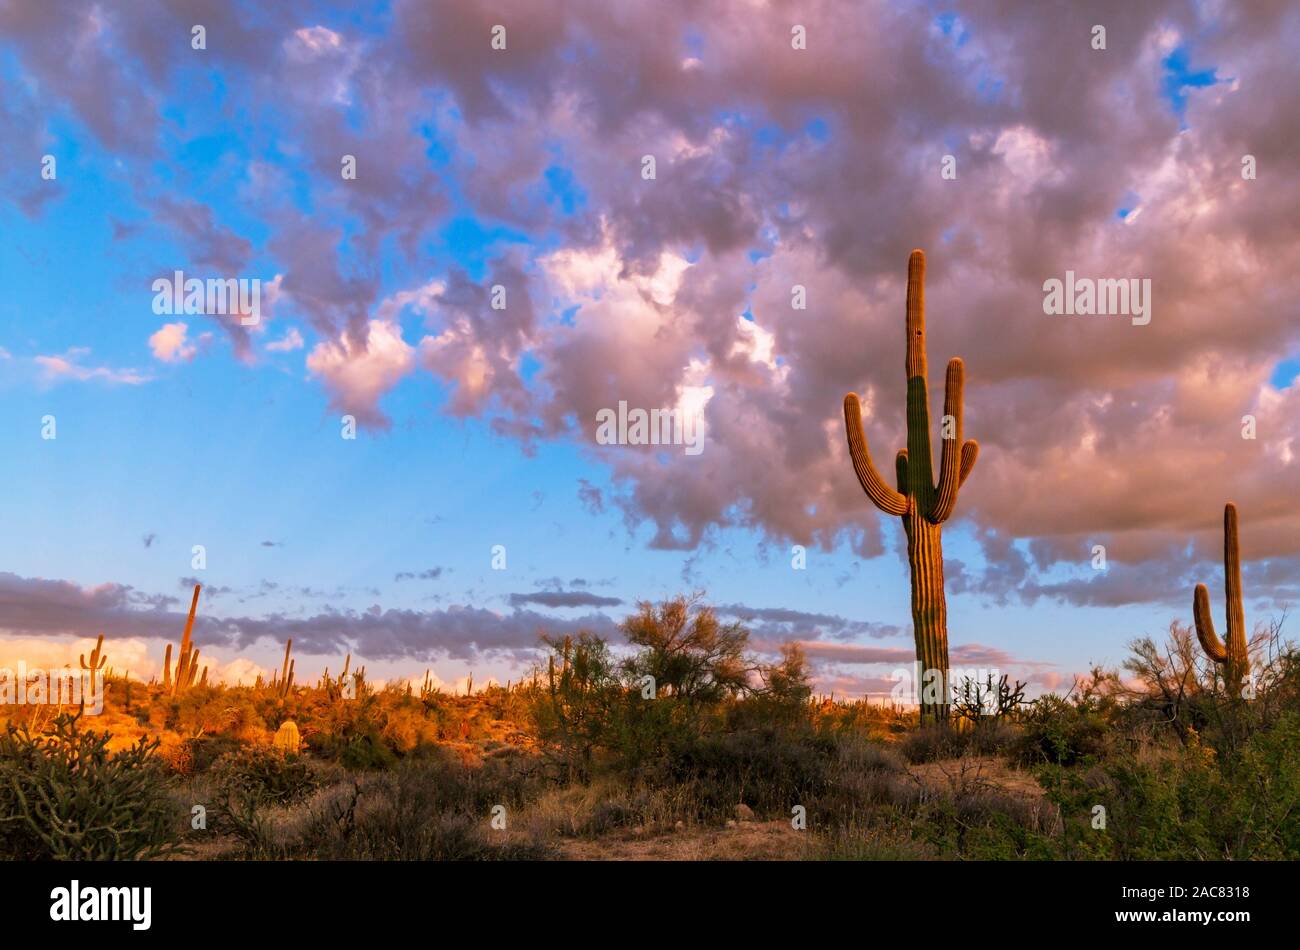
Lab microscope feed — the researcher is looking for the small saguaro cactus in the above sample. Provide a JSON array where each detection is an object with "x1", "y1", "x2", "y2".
[
  {"x1": 843, "y1": 249, "x2": 979, "y2": 724},
  {"x1": 79, "y1": 634, "x2": 107, "y2": 696},
  {"x1": 1193, "y1": 503, "x2": 1252, "y2": 698}
]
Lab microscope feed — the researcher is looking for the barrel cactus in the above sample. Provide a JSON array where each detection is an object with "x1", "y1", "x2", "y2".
[{"x1": 272, "y1": 720, "x2": 302, "y2": 755}]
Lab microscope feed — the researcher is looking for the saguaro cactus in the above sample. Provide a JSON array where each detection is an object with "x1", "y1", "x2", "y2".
[
  {"x1": 1193, "y1": 503, "x2": 1251, "y2": 697},
  {"x1": 168, "y1": 584, "x2": 202, "y2": 695},
  {"x1": 843, "y1": 249, "x2": 979, "y2": 723},
  {"x1": 79, "y1": 634, "x2": 107, "y2": 696},
  {"x1": 270, "y1": 638, "x2": 296, "y2": 698}
]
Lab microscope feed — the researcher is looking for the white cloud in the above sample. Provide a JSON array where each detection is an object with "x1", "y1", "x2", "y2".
[
  {"x1": 149, "y1": 321, "x2": 196, "y2": 363},
  {"x1": 35, "y1": 348, "x2": 150, "y2": 385},
  {"x1": 266, "y1": 327, "x2": 305, "y2": 352}
]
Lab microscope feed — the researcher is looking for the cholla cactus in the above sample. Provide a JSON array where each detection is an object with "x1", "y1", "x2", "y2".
[
  {"x1": 272, "y1": 720, "x2": 301, "y2": 754},
  {"x1": 79, "y1": 634, "x2": 107, "y2": 696},
  {"x1": 1193, "y1": 503, "x2": 1252, "y2": 698},
  {"x1": 843, "y1": 249, "x2": 979, "y2": 723}
]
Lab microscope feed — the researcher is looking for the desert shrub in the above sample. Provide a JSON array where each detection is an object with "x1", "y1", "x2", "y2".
[
  {"x1": 528, "y1": 633, "x2": 625, "y2": 782},
  {"x1": 621, "y1": 595, "x2": 753, "y2": 703},
  {"x1": 0, "y1": 713, "x2": 182, "y2": 860},
  {"x1": 807, "y1": 735, "x2": 919, "y2": 823},
  {"x1": 307, "y1": 692, "x2": 402, "y2": 771},
  {"x1": 899, "y1": 723, "x2": 966, "y2": 763},
  {"x1": 524, "y1": 781, "x2": 660, "y2": 838},
  {"x1": 318, "y1": 727, "x2": 400, "y2": 771},
  {"x1": 1045, "y1": 712, "x2": 1300, "y2": 860},
  {"x1": 184, "y1": 734, "x2": 246, "y2": 773},
  {"x1": 211, "y1": 745, "x2": 319, "y2": 807},
  {"x1": 653, "y1": 726, "x2": 837, "y2": 820},
  {"x1": 1011, "y1": 694, "x2": 1109, "y2": 767},
  {"x1": 292, "y1": 759, "x2": 554, "y2": 860},
  {"x1": 964, "y1": 719, "x2": 1020, "y2": 757}
]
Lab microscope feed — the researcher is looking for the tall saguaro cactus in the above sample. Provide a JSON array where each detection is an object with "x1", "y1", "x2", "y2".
[
  {"x1": 1193, "y1": 503, "x2": 1251, "y2": 698},
  {"x1": 167, "y1": 584, "x2": 203, "y2": 695},
  {"x1": 843, "y1": 249, "x2": 979, "y2": 723}
]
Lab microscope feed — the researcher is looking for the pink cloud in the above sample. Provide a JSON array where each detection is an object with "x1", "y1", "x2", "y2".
[{"x1": 305, "y1": 319, "x2": 415, "y2": 428}]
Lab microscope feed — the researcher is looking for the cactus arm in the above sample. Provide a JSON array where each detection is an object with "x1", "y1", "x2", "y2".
[
  {"x1": 843, "y1": 393, "x2": 908, "y2": 516},
  {"x1": 1193, "y1": 583, "x2": 1227, "y2": 661},
  {"x1": 959, "y1": 439, "x2": 979, "y2": 486},
  {"x1": 894, "y1": 449, "x2": 909, "y2": 495},
  {"x1": 929, "y1": 358, "x2": 965, "y2": 523}
]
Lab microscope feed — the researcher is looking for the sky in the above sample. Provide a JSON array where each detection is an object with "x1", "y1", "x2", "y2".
[{"x1": 0, "y1": 0, "x2": 1297, "y2": 699}]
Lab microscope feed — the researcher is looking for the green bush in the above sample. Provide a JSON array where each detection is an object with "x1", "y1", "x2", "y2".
[
  {"x1": 1044, "y1": 712, "x2": 1300, "y2": 859},
  {"x1": 654, "y1": 727, "x2": 837, "y2": 820},
  {"x1": 211, "y1": 745, "x2": 319, "y2": 807},
  {"x1": 0, "y1": 713, "x2": 181, "y2": 860},
  {"x1": 1012, "y1": 694, "x2": 1109, "y2": 767}
]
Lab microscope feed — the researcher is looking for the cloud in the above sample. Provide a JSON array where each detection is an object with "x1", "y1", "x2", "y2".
[
  {"x1": 6, "y1": 0, "x2": 1300, "y2": 613},
  {"x1": 507, "y1": 590, "x2": 624, "y2": 608},
  {"x1": 0, "y1": 636, "x2": 155, "y2": 680},
  {"x1": 0, "y1": 570, "x2": 618, "y2": 664},
  {"x1": 306, "y1": 319, "x2": 415, "y2": 428},
  {"x1": 34, "y1": 348, "x2": 150, "y2": 385},
  {"x1": 394, "y1": 568, "x2": 444, "y2": 581},
  {"x1": 148, "y1": 321, "x2": 196, "y2": 363},
  {"x1": 718, "y1": 603, "x2": 903, "y2": 641},
  {"x1": 266, "y1": 327, "x2": 304, "y2": 352},
  {"x1": 0, "y1": 572, "x2": 184, "y2": 642}
]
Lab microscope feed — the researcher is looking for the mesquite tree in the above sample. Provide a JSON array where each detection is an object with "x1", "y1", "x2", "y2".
[{"x1": 842, "y1": 249, "x2": 978, "y2": 723}]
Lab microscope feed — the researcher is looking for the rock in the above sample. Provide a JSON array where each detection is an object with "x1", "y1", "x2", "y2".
[{"x1": 734, "y1": 803, "x2": 755, "y2": 822}]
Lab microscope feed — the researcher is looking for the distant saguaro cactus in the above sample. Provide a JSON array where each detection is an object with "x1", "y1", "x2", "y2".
[
  {"x1": 843, "y1": 249, "x2": 978, "y2": 723},
  {"x1": 165, "y1": 585, "x2": 202, "y2": 695},
  {"x1": 275, "y1": 639, "x2": 295, "y2": 699},
  {"x1": 79, "y1": 634, "x2": 107, "y2": 696},
  {"x1": 1193, "y1": 503, "x2": 1252, "y2": 698}
]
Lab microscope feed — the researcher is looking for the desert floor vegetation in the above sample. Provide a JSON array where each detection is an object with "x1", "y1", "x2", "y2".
[{"x1": 2, "y1": 597, "x2": 1297, "y2": 861}]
